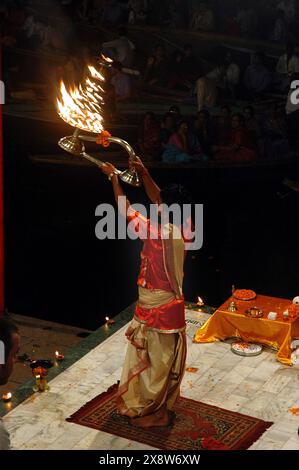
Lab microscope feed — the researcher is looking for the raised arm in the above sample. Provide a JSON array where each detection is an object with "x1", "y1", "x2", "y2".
[
  {"x1": 133, "y1": 157, "x2": 161, "y2": 204},
  {"x1": 100, "y1": 163, "x2": 130, "y2": 218}
]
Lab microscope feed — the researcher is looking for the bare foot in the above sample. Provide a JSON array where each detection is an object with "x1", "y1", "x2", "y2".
[{"x1": 130, "y1": 409, "x2": 170, "y2": 428}]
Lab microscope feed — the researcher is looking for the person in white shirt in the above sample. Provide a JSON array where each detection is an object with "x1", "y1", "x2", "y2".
[
  {"x1": 110, "y1": 61, "x2": 131, "y2": 101},
  {"x1": 195, "y1": 64, "x2": 226, "y2": 111},
  {"x1": 271, "y1": 9, "x2": 288, "y2": 42},
  {"x1": 0, "y1": 319, "x2": 20, "y2": 451},
  {"x1": 223, "y1": 52, "x2": 240, "y2": 98},
  {"x1": 276, "y1": 0, "x2": 295, "y2": 25},
  {"x1": 276, "y1": 43, "x2": 299, "y2": 91},
  {"x1": 190, "y1": 2, "x2": 215, "y2": 31},
  {"x1": 102, "y1": 27, "x2": 135, "y2": 68}
]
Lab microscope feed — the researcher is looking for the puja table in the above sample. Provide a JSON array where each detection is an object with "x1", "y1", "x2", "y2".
[{"x1": 193, "y1": 295, "x2": 299, "y2": 365}]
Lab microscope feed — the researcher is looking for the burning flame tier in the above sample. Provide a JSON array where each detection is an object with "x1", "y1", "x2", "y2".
[{"x1": 57, "y1": 65, "x2": 105, "y2": 134}]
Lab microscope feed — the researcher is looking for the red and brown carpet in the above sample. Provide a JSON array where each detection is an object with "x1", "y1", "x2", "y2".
[{"x1": 67, "y1": 384, "x2": 272, "y2": 450}]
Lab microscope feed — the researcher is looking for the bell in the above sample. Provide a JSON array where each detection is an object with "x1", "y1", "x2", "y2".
[
  {"x1": 59, "y1": 130, "x2": 142, "y2": 187},
  {"x1": 119, "y1": 168, "x2": 142, "y2": 187},
  {"x1": 58, "y1": 133, "x2": 84, "y2": 156},
  {"x1": 228, "y1": 301, "x2": 238, "y2": 312}
]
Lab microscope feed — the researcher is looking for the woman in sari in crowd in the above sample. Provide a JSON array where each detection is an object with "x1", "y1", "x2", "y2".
[
  {"x1": 138, "y1": 112, "x2": 161, "y2": 161},
  {"x1": 213, "y1": 113, "x2": 258, "y2": 162},
  {"x1": 215, "y1": 105, "x2": 232, "y2": 146},
  {"x1": 99, "y1": 157, "x2": 194, "y2": 427},
  {"x1": 162, "y1": 120, "x2": 208, "y2": 163}
]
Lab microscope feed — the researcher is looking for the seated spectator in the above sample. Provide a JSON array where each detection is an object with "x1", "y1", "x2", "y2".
[
  {"x1": 213, "y1": 113, "x2": 258, "y2": 162},
  {"x1": 244, "y1": 105, "x2": 264, "y2": 155},
  {"x1": 277, "y1": 0, "x2": 295, "y2": 26},
  {"x1": 101, "y1": 0, "x2": 123, "y2": 25},
  {"x1": 222, "y1": 52, "x2": 241, "y2": 98},
  {"x1": 102, "y1": 27, "x2": 135, "y2": 67},
  {"x1": 195, "y1": 64, "x2": 226, "y2": 111},
  {"x1": 275, "y1": 43, "x2": 299, "y2": 92},
  {"x1": 193, "y1": 109, "x2": 216, "y2": 156},
  {"x1": 263, "y1": 106, "x2": 290, "y2": 159},
  {"x1": 216, "y1": 105, "x2": 232, "y2": 146},
  {"x1": 190, "y1": 2, "x2": 215, "y2": 32},
  {"x1": 127, "y1": 0, "x2": 147, "y2": 24},
  {"x1": 168, "y1": 0, "x2": 188, "y2": 29},
  {"x1": 0, "y1": 318, "x2": 21, "y2": 450},
  {"x1": 21, "y1": 14, "x2": 41, "y2": 48},
  {"x1": 244, "y1": 51, "x2": 272, "y2": 97},
  {"x1": 110, "y1": 61, "x2": 131, "y2": 101},
  {"x1": 235, "y1": 1, "x2": 258, "y2": 37},
  {"x1": 271, "y1": 9, "x2": 288, "y2": 42},
  {"x1": 168, "y1": 105, "x2": 182, "y2": 127},
  {"x1": 167, "y1": 50, "x2": 190, "y2": 90},
  {"x1": 144, "y1": 44, "x2": 168, "y2": 86},
  {"x1": 138, "y1": 112, "x2": 161, "y2": 161},
  {"x1": 243, "y1": 106, "x2": 262, "y2": 142},
  {"x1": 160, "y1": 113, "x2": 176, "y2": 149},
  {"x1": 181, "y1": 44, "x2": 203, "y2": 84},
  {"x1": 162, "y1": 120, "x2": 208, "y2": 163}
]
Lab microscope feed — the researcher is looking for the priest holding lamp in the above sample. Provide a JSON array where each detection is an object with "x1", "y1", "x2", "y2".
[{"x1": 100, "y1": 157, "x2": 193, "y2": 428}]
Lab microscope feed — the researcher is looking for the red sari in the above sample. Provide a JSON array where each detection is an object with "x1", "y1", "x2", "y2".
[{"x1": 215, "y1": 127, "x2": 258, "y2": 162}]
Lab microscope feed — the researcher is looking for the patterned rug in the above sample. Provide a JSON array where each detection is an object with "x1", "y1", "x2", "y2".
[{"x1": 67, "y1": 384, "x2": 272, "y2": 450}]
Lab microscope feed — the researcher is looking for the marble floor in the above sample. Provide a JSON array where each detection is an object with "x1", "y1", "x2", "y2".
[
  {"x1": 2, "y1": 309, "x2": 299, "y2": 450},
  {"x1": 0, "y1": 313, "x2": 92, "y2": 397}
]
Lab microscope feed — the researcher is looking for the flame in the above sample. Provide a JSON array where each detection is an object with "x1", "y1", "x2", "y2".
[
  {"x1": 101, "y1": 54, "x2": 113, "y2": 63},
  {"x1": 56, "y1": 64, "x2": 105, "y2": 134},
  {"x1": 105, "y1": 317, "x2": 109, "y2": 322},
  {"x1": 197, "y1": 297, "x2": 204, "y2": 305}
]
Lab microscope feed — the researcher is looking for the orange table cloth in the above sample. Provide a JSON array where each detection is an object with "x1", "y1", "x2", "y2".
[{"x1": 193, "y1": 295, "x2": 299, "y2": 365}]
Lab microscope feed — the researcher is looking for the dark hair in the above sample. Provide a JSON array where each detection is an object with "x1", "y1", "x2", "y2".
[
  {"x1": 162, "y1": 112, "x2": 175, "y2": 123},
  {"x1": 244, "y1": 105, "x2": 255, "y2": 117},
  {"x1": 232, "y1": 113, "x2": 245, "y2": 126},
  {"x1": 221, "y1": 105, "x2": 231, "y2": 114},
  {"x1": 0, "y1": 318, "x2": 19, "y2": 361},
  {"x1": 198, "y1": 109, "x2": 210, "y2": 119},
  {"x1": 160, "y1": 184, "x2": 193, "y2": 211},
  {"x1": 176, "y1": 119, "x2": 189, "y2": 132}
]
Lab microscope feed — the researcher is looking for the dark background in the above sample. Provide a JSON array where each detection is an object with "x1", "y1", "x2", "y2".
[{"x1": 3, "y1": 115, "x2": 299, "y2": 330}]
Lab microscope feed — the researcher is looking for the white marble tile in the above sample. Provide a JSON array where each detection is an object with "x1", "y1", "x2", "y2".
[
  {"x1": 281, "y1": 438, "x2": 299, "y2": 450},
  {"x1": 4, "y1": 314, "x2": 299, "y2": 451}
]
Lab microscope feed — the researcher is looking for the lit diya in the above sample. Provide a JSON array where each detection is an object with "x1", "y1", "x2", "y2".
[
  {"x1": 30, "y1": 360, "x2": 53, "y2": 392},
  {"x1": 105, "y1": 316, "x2": 115, "y2": 326},
  {"x1": 196, "y1": 297, "x2": 204, "y2": 311},
  {"x1": 55, "y1": 351, "x2": 65, "y2": 361},
  {"x1": 2, "y1": 392, "x2": 12, "y2": 403}
]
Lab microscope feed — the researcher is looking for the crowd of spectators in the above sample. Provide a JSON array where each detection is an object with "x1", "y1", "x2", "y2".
[
  {"x1": 4, "y1": 1, "x2": 297, "y2": 45},
  {"x1": 59, "y1": 0, "x2": 299, "y2": 44},
  {"x1": 134, "y1": 103, "x2": 290, "y2": 163},
  {"x1": 1, "y1": 0, "x2": 298, "y2": 164}
]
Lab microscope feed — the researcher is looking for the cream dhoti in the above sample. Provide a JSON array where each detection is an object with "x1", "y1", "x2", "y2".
[{"x1": 116, "y1": 208, "x2": 188, "y2": 423}]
